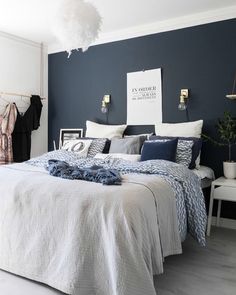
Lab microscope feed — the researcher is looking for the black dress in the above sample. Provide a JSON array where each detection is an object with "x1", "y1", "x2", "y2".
[{"x1": 12, "y1": 95, "x2": 43, "y2": 162}]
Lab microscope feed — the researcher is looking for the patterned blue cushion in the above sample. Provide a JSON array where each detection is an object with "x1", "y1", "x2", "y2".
[
  {"x1": 150, "y1": 136, "x2": 202, "y2": 169},
  {"x1": 141, "y1": 138, "x2": 178, "y2": 162}
]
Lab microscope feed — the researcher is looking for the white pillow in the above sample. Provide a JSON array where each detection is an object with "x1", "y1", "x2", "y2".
[
  {"x1": 86, "y1": 120, "x2": 127, "y2": 139},
  {"x1": 155, "y1": 120, "x2": 203, "y2": 138},
  {"x1": 94, "y1": 153, "x2": 141, "y2": 162},
  {"x1": 61, "y1": 139, "x2": 92, "y2": 157}
]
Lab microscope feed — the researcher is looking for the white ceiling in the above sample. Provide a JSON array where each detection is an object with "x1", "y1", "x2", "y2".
[{"x1": 0, "y1": 0, "x2": 235, "y2": 49}]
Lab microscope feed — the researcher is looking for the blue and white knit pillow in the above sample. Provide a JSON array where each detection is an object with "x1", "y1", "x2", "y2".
[
  {"x1": 176, "y1": 140, "x2": 194, "y2": 167},
  {"x1": 87, "y1": 138, "x2": 107, "y2": 157},
  {"x1": 148, "y1": 139, "x2": 194, "y2": 167}
]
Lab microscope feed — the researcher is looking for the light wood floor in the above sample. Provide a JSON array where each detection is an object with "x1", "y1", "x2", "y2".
[
  {"x1": 155, "y1": 227, "x2": 236, "y2": 295},
  {"x1": 0, "y1": 227, "x2": 235, "y2": 295}
]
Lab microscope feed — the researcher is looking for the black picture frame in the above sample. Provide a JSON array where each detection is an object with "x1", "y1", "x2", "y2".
[{"x1": 59, "y1": 128, "x2": 83, "y2": 148}]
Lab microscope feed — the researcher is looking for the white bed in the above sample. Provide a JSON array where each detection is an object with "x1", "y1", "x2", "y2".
[{"x1": 0, "y1": 153, "x2": 207, "y2": 295}]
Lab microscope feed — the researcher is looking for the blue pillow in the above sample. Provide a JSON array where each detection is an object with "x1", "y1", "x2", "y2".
[
  {"x1": 141, "y1": 138, "x2": 178, "y2": 162},
  {"x1": 149, "y1": 136, "x2": 202, "y2": 169}
]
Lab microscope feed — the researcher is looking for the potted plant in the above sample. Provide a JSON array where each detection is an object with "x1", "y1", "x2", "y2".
[{"x1": 203, "y1": 111, "x2": 236, "y2": 179}]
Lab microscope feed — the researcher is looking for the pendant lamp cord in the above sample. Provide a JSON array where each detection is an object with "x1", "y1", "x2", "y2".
[{"x1": 232, "y1": 72, "x2": 236, "y2": 94}]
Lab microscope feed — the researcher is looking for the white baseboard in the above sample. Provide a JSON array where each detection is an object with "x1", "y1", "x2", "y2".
[{"x1": 211, "y1": 217, "x2": 236, "y2": 230}]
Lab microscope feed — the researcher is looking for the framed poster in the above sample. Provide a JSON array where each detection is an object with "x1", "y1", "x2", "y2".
[
  {"x1": 127, "y1": 68, "x2": 162, "y2": 125},
  {"x1": 59, "y1": 128, "x2": 83, "y2": 149}
]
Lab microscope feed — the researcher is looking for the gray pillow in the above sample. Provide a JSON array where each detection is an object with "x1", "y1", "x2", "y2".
[{"x1": 109, "y1": 137, "x2": 142, "y2": 154}]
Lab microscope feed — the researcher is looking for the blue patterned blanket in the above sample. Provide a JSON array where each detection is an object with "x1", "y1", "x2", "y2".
[{"x1": 28, "y1": 150, "x2": 207, "y2": 246}]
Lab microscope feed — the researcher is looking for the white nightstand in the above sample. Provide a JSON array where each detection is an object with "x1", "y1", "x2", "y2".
[{"x1": 207, "y1": 177, "x2": 236, "y2": 236}]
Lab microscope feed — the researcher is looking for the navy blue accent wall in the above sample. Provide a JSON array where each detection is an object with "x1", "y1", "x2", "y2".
[{"x1": 49, "y1": 19, "x2": 236, "y2": 217}]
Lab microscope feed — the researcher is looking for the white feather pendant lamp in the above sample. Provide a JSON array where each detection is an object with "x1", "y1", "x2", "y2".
[{"x1": 52, "y1": 0, "x2": 102, "y2": 57}]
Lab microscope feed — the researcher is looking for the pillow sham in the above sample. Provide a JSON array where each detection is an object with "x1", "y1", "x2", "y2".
[
  {"x1": 148, "y1": 138, "x2": 193, "y2": 167},
  {"x1": 175, "y1": 140, "x2": 194, "y2": 167},
  {"x1": 65, "y1": 137, "x2": 108, "y2": 157},
  {"x1": 150, "y1": 136, "x2": 202, "y2": 169},
  {"x1": 94, "y1": 153, "x2": 141, "y2": 162},
  {"x1": 61, "y1": 139, "x2": 92, "y2": 157},
  {"x1": 109, "y1": 137, "x2": 143, "y2": 154},
  {"x1": 86, "y1": 120, "x2": 127, "y2": 139},
  {"x1": 87, "y1": 138, "x2": 108, "y2": 157},
  {"x1": 155, "y1": 120, "x2": 203, "y2": 138},
  {"x1": 141, "y1": 138, "x2": 178, "y2": 162}
]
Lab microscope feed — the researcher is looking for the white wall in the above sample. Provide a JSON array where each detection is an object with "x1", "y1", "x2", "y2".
[{"x1": 0, "y1": 33, "x2": 48, "y2": 158}]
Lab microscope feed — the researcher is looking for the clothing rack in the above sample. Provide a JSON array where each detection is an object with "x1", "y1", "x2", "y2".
[{"x1": 0, "y1": 92, "x2": 46, "y2": 100}]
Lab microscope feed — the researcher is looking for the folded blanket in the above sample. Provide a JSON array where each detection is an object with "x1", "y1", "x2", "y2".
[{"x1": 47, "y1": 159, "x2": 122, "y2": 185}]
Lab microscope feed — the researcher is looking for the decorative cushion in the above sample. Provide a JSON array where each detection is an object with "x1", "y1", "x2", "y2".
[
  {"x1": 155, "y1": 120, "x2": 203, "y2": 138},
  {"x1": 87, "y1": 138, "x2": 108, "y2": 157},
  {"x1": 86, "y1": 120, "x2": 127, "y2": 139},
  {"x1": 109, "y1": 137, "x2": 143, "y2": 154},
  {"x1": 141, "y1": 138, "x2": 178, "y2": 162},
  {"x1": 176, "y1": 140, "x2": 194, "y2": 167},
  {"x1": 79, "y1": 137, "x2": 110, "y2": 155},
  {"x1": 94, "y1": 153, "x2": 141, "y2": 162},
  {"x1": 124, "y1": 135, "x2": 149, "y2": 146},
  {"x1": 150, "y1": 136, "x2": 202, "y2": 169},
  {"x1": 61, "y1": 139, "x2": 92, "y2": 157}
]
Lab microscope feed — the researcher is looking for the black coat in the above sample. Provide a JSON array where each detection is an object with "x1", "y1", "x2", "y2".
[{"x1": 12, "y1": 95, "x2": 43, "y2": 162}]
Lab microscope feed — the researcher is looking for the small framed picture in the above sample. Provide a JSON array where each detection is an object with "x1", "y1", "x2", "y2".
[{"x1": 59, "y1": 129, "x2": 83, "y2": 149}]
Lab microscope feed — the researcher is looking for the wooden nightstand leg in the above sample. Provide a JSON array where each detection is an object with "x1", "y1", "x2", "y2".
[
  {"x1": 216, "y1": 200, "x2": 222, "y2": 227},
  {"x1": 207, "y1": 184, "x2": 215, "y2": 236}
]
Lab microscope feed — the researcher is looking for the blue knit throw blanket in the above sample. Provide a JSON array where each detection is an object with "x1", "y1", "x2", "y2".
[{"x1": 47, "y1": 159, "x2": 122, "y2": 185}]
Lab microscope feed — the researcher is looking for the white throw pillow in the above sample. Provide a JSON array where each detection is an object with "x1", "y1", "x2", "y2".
[
  {"x1": 155, "y1": 120, "x2": 203, "y2": 138},
  {"x1": 94, "y1": 153, "x2": 141, "y2": 162},
  {"x1": 61, "y1": 139, "x2": 92, "y2": 157},
  {"x1": 86, "y1": 120, "x2": 127, "y2": 139}
]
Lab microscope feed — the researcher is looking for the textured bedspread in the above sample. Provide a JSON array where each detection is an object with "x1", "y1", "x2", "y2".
[
  {"x1": 28, "y1": 151, "x2": 207, "y2": 245},
  {"x1": 0, "y1": 162, "x2": 181, "y2": 295}
]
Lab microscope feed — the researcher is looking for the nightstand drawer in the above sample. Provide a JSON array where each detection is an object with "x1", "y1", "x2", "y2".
[{"x1": 214, "y1": 186, "x2": 236, "y2": 201}]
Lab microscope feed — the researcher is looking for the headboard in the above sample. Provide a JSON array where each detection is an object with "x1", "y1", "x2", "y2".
[{"x1": 124, "y1": 125, "x2": 155, "y2": 136}]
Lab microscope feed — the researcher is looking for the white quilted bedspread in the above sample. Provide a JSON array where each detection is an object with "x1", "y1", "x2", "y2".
[{"x1": 0, "y1": 163, "x2": 181, "y2": 295}]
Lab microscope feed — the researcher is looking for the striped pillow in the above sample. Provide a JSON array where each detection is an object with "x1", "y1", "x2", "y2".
[{"x1": 87, "y1": 138, "x2": 108, "y2": 157}]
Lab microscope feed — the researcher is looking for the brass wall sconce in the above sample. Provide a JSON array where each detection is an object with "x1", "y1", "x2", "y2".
[
  {"x1": 101, "y1": 95, "x2": 111, "y2": 113},
  {"x1": 178, "y1": 89, "x2": 189, "y2": 111}
]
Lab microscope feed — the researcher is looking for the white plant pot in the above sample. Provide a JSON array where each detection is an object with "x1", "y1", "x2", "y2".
[{"x1": 223, "y1": 162, "x2": 236, "y2": 179}]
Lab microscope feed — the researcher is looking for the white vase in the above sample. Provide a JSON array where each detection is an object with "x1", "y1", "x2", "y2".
[{"x1": 223, "y1": 162, "x2": 236, "y2": 179}]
